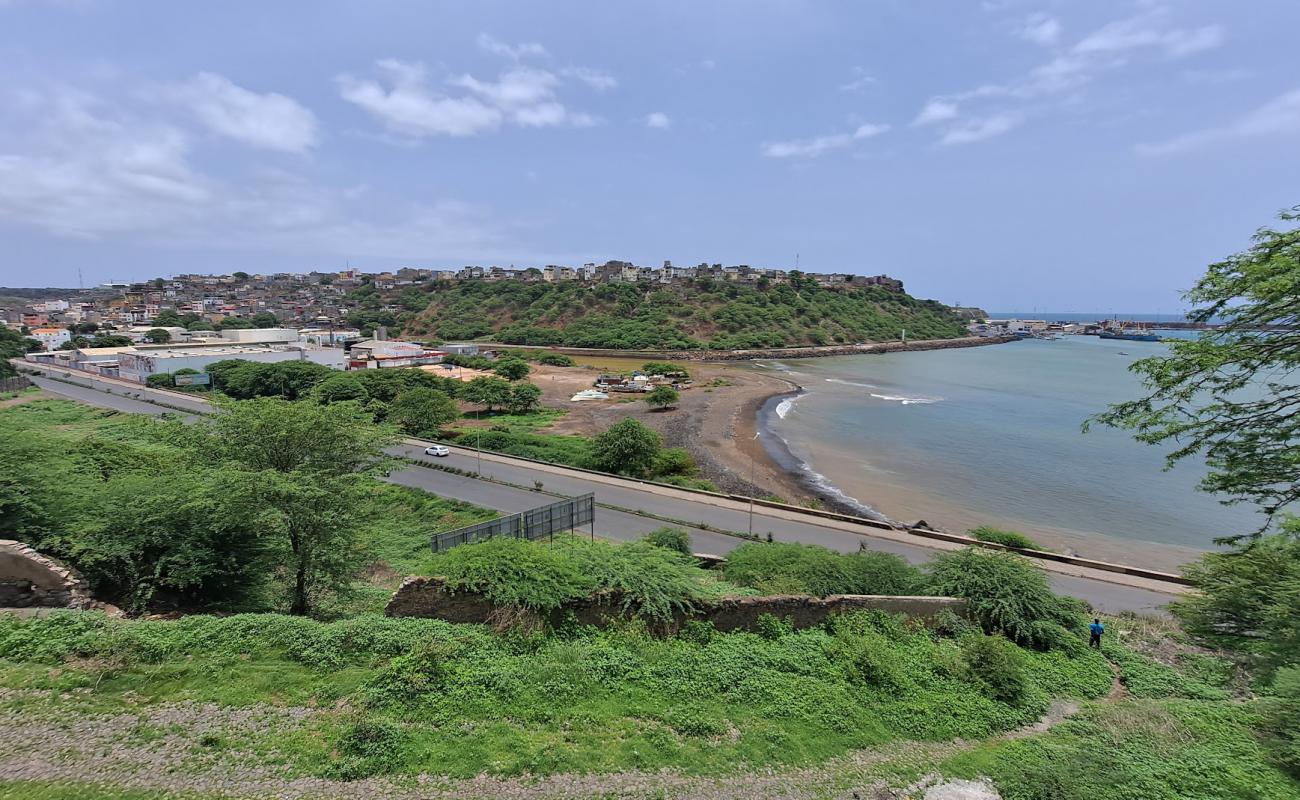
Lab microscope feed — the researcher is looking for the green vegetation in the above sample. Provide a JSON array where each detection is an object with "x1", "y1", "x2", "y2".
[
  {"x1": 645, "y1": 384, "x2": 680, "y2": 410},
  {"x1": 1091, "y1": 206, "x2": 1300, "y2": 531},
  {"x1": 642, "y1": 526, "x2": 693, "y2": 555},
  {"x1": 969, "y1": 525, "x2": 1048, "y2": 551},
  {"x1": 408, "y1": 278, "x2": 967, "y2": 349},
  {"x1": 491, "y1": 358, "x2": 530, "y2": 381},
  {"x1": 0, "y1": 399, "x2": 486, "y2": 616},
  {"x1": 927, "y1": 548, "x2": 1083, "y2": 650},
  {"x1": 721, "y1": 541, "x2": 923, "y2": 597}
]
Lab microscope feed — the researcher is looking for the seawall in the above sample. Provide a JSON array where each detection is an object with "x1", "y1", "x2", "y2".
[{"x1": 492, "y1": 335, "x2": 1016, "y2": 362}]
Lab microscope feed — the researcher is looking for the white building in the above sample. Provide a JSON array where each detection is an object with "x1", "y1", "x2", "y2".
[
  {"x1": 28, "y1": 327, "x2": 71, "y2": 351},
  {"x1": 116, "y1": 342, "x2": 345, "y2": 383},
  {"x1": 347, "y1": 340, "x2": 443, "y2": 370}
]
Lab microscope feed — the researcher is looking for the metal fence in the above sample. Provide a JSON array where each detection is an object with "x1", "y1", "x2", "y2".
[{"x1": 431, "y1": 493, "x2": 596, "y2": 552}]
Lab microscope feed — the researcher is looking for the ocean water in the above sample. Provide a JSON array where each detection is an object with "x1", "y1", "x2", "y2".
[{"x1": 758, "y1": 334, "x2": 1266, "y2": 551}]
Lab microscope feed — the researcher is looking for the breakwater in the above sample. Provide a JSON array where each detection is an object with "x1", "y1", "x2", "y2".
[{"x1": 493, "y1": 335, "x2": 1015, "y2": 362}]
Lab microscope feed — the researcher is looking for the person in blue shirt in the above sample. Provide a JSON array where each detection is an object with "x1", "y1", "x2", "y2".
[{"x1": 1089, "y1": 618, "x2": 1105, "y2": 649}]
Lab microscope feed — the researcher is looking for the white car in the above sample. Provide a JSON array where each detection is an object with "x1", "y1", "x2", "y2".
[{"x1": 423, "y1": 445, "x2": 451, "y2": 457}]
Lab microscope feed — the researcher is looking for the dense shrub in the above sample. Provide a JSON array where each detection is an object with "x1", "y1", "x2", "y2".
[
  {"x1": 643, "y1": 526, "x2": 693, "y2": 556},
  {"x1": 537, "y1": 353, "x2": 575, "y2": 367},
  {"x1": 963, "y1": 634, "x2": 1028, "y2": 704},
  {"x1": 969, "y1": 526, "x2": 1047, "y2": 551},
  {"x1": 429, "y1": 537, "x2": 595, "y2": 612},
  {"x1": 722, "y1": 542, "x2": 922, "y2": 597},
  {"x1": 926, "y1": 548, "x2": 1080, "y2": 649}
]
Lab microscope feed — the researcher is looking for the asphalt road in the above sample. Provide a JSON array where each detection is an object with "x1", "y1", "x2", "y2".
[{"x1": 27, "y1": 373, "x2": 1178, "y2": 614}]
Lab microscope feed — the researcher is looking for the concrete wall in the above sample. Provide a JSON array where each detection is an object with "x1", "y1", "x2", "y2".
[
  {"x1": 0, "y1": 540, "x2": 92, "y2": 609},
  {"x1": 385, "y1": 576, "x2": 967, "y2": 632}
]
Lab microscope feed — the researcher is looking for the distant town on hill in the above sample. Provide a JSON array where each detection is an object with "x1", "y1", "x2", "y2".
[{"x1": 1, "y1": 260, "x2": 974, "y2": 351}]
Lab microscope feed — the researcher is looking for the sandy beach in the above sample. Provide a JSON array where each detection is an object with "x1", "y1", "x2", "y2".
[
  {"x1": 505, "y1": 357, "x2": 1208, "y2": 574},
  {"x1": 523, "y1": 361, "x2": 809, "y2": 501}
]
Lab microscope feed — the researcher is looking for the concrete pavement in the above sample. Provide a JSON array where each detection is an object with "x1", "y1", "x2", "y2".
[{"x1": 22, "y1": 367, "x2": 1180, "y2": 614}]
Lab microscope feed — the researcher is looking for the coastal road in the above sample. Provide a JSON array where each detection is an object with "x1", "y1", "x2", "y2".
[{"x1": 25, "y1": 370, "x2": 1181, "y2": 614}]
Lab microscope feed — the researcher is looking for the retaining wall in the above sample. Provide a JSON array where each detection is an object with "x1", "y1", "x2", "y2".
[
  {"x1": 385, "y1": 576, "x2": 967, "y2": 631},
  {"x1": 0, "y1": 540, "x2": 93, "y2": 609}
]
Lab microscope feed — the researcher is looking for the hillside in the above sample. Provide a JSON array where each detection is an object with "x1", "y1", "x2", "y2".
[{"x1": 393, "y1": 279, "x2": 968, "y2": 350}]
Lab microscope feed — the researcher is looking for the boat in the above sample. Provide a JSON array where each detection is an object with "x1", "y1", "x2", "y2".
[
  {"x1": 570, "y1": 389, "x2": 609, "y2": 401},
  {"x1": 1099, "y1": 330, "x2": 1160, "y2": 342}
]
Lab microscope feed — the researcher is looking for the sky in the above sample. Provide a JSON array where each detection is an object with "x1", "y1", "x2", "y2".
[{"x1": 0, "y1": 0, "x2": 1297, "y2": 310}]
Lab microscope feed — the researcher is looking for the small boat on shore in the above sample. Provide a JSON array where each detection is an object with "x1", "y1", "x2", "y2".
[{"x1": 570, "y1": 389, "x2": 610, "y2": 401}]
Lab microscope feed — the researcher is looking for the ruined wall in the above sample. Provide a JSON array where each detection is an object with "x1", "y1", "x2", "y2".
[
  {"x1": 0, "y1": 540, "x2": 93, "y2": 609},
  {"x1": 385, "y1": 576, "x2": 967, "y2": 631}
]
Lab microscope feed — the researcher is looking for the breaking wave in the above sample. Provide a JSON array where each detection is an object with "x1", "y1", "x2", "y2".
[{"x1": 869, "y1": 393, "x2": 941, "y2": 405}]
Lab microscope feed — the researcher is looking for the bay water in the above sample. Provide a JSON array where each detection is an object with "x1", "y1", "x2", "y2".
[{"x1": 757, "y1": 333, "x2": 1264, "y2": 565}]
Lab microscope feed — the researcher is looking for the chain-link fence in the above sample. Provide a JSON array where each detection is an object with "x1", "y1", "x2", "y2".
[{"x1": 431, "y1": 493, "x2": 595, "y2": 552}]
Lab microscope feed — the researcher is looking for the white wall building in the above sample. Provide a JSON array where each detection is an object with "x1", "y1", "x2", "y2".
[{"x1": 28, "y1": 327, "x2": 70, "y2": 351}]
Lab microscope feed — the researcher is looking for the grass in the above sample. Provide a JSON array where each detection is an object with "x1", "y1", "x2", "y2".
[
  {"x1": 969, "y1": 526, "x2": 1050, "y2": 552},
  {"x1": 0, "y1": 609, "x2": 1117, "y2": 780},
  {"x1": 454, "y1": 407, "x2": 567, "y2": 434}
]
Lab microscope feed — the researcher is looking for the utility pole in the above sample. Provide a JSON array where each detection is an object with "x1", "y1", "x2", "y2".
[
  {"x1": 748, "y1": 431, "x2": 759, "y2": 538},
  {"x1": 476, "y1": 408, "x2": 483, "y2": 477}
]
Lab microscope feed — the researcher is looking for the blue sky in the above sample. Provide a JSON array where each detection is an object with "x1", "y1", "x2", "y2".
[{"x1": 0, "y1": 0, "x2": 1297, "y2": 310}]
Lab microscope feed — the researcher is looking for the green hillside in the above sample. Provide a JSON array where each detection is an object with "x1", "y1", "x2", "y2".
[{"x1": 398, "y1": 277, "x2": 968, "y2": 350}]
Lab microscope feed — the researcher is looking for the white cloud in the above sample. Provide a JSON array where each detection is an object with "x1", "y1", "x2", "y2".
[
  {"x1": 561, "y1": 66, "x2": 617, "y2": 92},
  {"x1": 839, "y1": 67, "x2": 876, "y2": 93},
  {"x1": 0, "y1": 88, "x2": 516, "y2": 260},
  {"x1": 340, "y1": 59, "x2": 602, "y2": 137},
  {"x1": 1073, "y1": 16, "x2": 1223, "y2": 58},
  {"x1": 938, "y1": 113, "x2": 1022, "y2": 146},
  {"x1": 913, "y1": 99, "x2": 959, "y2": 126},
  {"x1": 165, "y1": 72, "x2": 318, "y2": 153},
  {"x1": 339, "y1": 61, "x2": 502, "y2": 137},
  {"x1": 476, "y1": 33, "x2": 548, "y2": 61},
  {"x1": 761, "y1": 122, "x2": 888, "y2": 159},
  {"x1": 1136, "y1": 89, "x2": 1300, "y2": 156},
  {"x1": 1020, "y1": 14, "x2": 1062, "y2": 47},
  {"x1": 645, "y1": 111, "x2": 671, "y2": 129}
]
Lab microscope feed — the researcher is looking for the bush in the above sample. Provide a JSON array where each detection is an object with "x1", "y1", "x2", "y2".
[
  {"x1": 587, "y1": 418, "x2": 662, "y2": 478},
  {"x1": 643, "y1": 527, "x2": 692, "y2": 556},
  {"x1": 331, "y1": 717, "x2": 408, "y2": 779},
  {"x1": 537, "y1": 353, "x2": 575, "y2": 367},
  {"x1": 430, "y1": 537, "x2": 594, "y2": 612},
  {"x1": 926, "y1": 547, "x2": 1079, "y2": 649},
  {"x1": 722, "y1": 542, "x2": 922, "y2": 597},
  {"x1": 969, "y1": 526, "x2": 1047, "y2": 551},
  {"x1": 963, "y1": 635, "x2": 1028, "y2": 704},
  {"x1": 1261, "y1": 666, "x2": 1300, "y2": 777}
]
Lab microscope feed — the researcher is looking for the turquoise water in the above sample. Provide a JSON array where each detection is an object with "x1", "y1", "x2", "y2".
[{"x1": 760, "y1": 334, "x2": 1265, "y2": 551}]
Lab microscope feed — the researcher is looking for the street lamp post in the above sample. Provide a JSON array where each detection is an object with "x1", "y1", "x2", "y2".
[
  {"x1": 748, "y1": 431, "x2": 759, "y2": 538},
  {"x1": 476, "y1": 408, "x2": 482, "y2": 476}
]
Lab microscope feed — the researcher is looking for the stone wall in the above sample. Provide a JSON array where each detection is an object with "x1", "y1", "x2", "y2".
[
  {"x1": 0, "y1": 540, "x2": 93, "y2": 609},
  {"x1": 385, "y1": 576, "x2": 967, "y2": 632},
  {"x1": 503, "y1": 335, "x2": 1013, "y2": 363}
]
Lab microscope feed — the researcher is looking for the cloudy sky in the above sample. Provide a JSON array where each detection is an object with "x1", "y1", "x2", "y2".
[{"x1": 1, "y1": 0, "x2": 1297, "y2": 310}]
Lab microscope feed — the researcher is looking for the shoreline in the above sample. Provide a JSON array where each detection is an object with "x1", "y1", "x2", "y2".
[
  {"x1": 741, "y1": 369, "x2": 1209, "y2": 573},
  {"x1": 494, "y1": 334, "x2": 1015, "y2": 363}
]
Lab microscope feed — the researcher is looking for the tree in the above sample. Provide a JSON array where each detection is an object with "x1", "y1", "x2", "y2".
[
  {"x1": 186, "y1": 320, "x2": 215, "y2": 332},
  {"x1": 1170, "y1": 517, "x2": 1300, "y2": 676},
  {"x1": 218, "y1": 316, "x2": 255, "y2": 330},
  {"x1": 152, "y1": 309, "x2": 183, "y2": 328},
  {"x1": 69, "y1": 322, "x2": 100, "y2": 335},
  {"x1": 641, "y1": 361, "x2": 688, "y2": 378},
  {"x1": 493, "y1": 358, "x2": 531, "y2": 381},
  {"x1": 1090, "y1": 208, "x2": 1300, "y2": 538},
  {"x1": 145, "y1": 373, "x2": 174, "y2": 389},
  {"x1": 143, "y1": 328, "x2": 171, "y2": 344},
  {"x1": 461, "y1": 376, "x2": 514, "y2": 412},
  {"x1": 588, "y1": 418, "x2": 661, "y2": 477},
  {"x1": 645, "y1": 385, "x2": 680, "y2": 410},
  {"x1": 185, "y1": 396, "x2": 396, "y2": 476},
  {"x1": 89, "y1": 335, "x2": 133, "y2": 348},
  {"x1": 233, "y1": 271, "x2": 250, "y2": 280},
  {"x1": 251, "y1": 312, "x2": 280, "y2": 328},
  {"x1": 388, "y1": 388, "x2": 460, "y2": 436},
  {"x1": 174, "y1": 398, "x2": 396, "y2": 615},
  {"x1": 57, "y1": 336, "x2": 91, "y2": 351},
  {"x1": 313, "y1": 372, "x2": 369, "y2": 404},
  {"x1": 505, "y1": 383, "x2": 543, "y2": 415}
]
